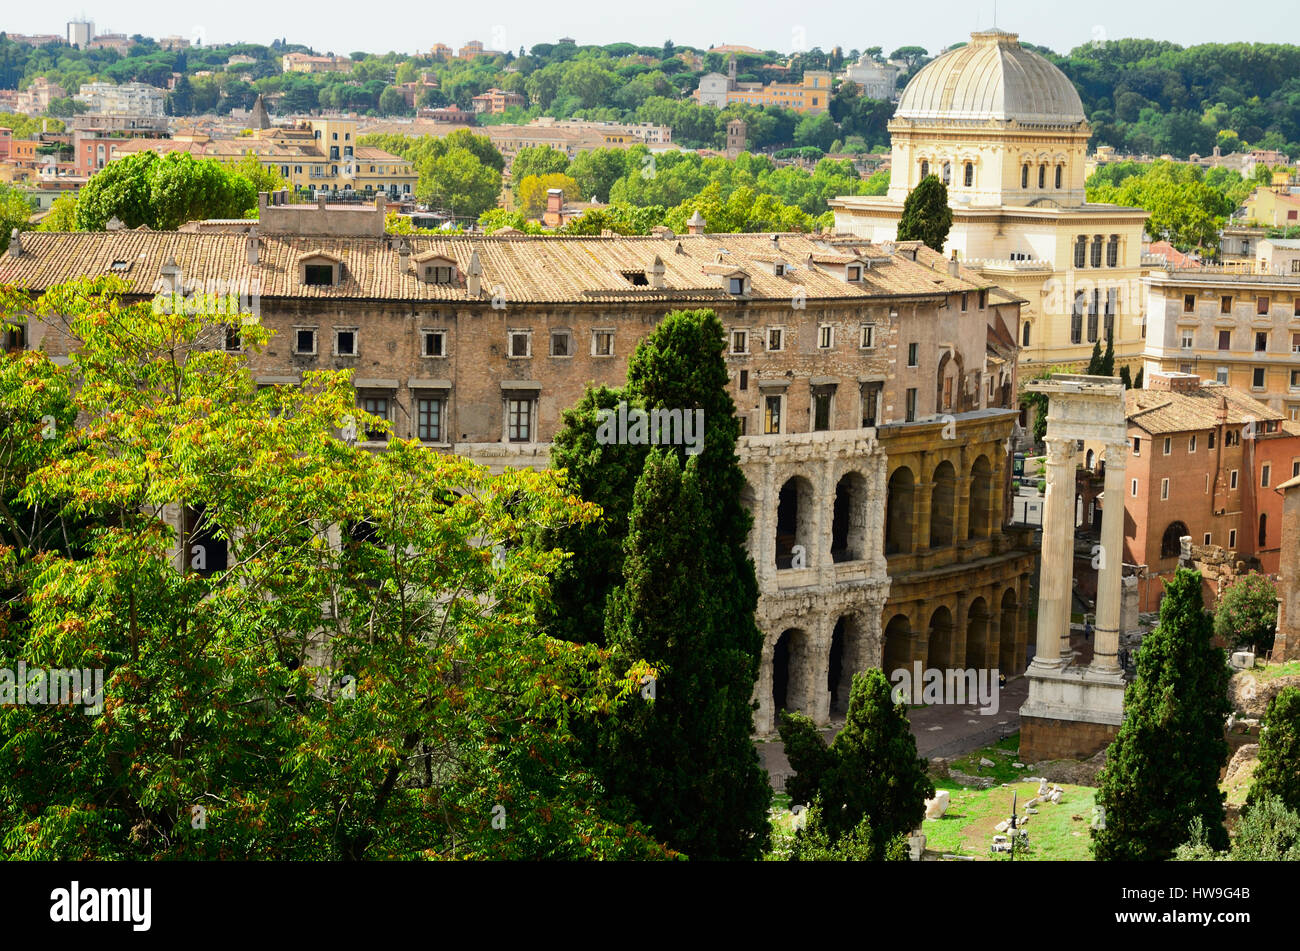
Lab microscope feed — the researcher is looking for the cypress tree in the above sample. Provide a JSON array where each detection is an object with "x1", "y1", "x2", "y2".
[
  {"x1": 599, "y1": 449, "x2": 770, "y2": 859},
  {"x1": 1246, "y1": 686, "x2": 1300, "y2": 815},
  {"x1": 1092, "y1": 568, "x2": 1231, "y2": 860},
  {"x1": 896, "y1": 174, "x2": 953, "y2": 253},
  {"x1": 1119, "y1": 365, "x2": 1133, "y2": 389},
  {"x1": 1134, "y1": 365, "x2": 1144, "y2": 389},
  {"x1": 1086, "y1": 339, "x2": 1103, "y2": 375},
  {"x1": 1101, "y1": 325, "x2": 1115, "y2": 377},
  {"x1": 780, "y1": 668, "x2": 933, "y2": 856}
]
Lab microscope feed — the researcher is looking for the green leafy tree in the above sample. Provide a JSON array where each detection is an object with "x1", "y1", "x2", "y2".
[
  {"x1": 1092, "y1": 568, "x2": 1231, "y2": 861},
  {"x1": 778, "y1": 668, "x2": 933, "y2": 855},
  {"x1": 784, "y1": 798, "x2": 909, "y2": 861},
  {"x1": 1176, "y1": 796, "x2": 1300, "y2": 861},
  {"x1": 896, "y1": 174, "x2": 952, "y2": 252},
  {"x1": 1246, "y1": 686, "x2": 1300, "y2": 814},
  {"x1": 516, "y1": 172, "x2": 579, "y2": 218},
  {"x1": 0, "y1": 185, "x2": 35, "y2": 252},
  {"x1": 1213, "y1": 572, "x2": 1278, "y2": 652},
  {"x1": 420, "y1": 146, "x2": 501, "y2": 218},
  {"x1": 73, "y1": 151, "x2": 257, "y2": 230},
  {"x1": 37, "y1": 193, "x2": 79, "y2": 232},
  {"x1": 0, "y1": 278, "x2": 670, "y2": 860},
  {"x1": 510, "y1": 146, "x2": 571, "y2": 195},
  {"x1": 568, "y1": 148, "x2": 630, "y2": 203}
]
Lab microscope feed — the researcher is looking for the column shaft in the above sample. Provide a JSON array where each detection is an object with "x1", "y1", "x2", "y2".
[{"x1": 1092, "y1": 443, "x2": 1128, "y2": 672}]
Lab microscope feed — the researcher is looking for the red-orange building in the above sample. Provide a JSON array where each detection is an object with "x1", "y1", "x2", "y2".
[{"x1": 1119, "y1": 372, "x2": 1300, "y2": 610}]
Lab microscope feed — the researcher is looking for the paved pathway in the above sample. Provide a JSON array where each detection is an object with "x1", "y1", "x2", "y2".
[{"x1": 757, "y1": 676, "x2": 1030, "y2": 788}]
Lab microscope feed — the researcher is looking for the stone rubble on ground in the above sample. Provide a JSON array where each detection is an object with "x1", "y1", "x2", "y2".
[{"x1": 924, "y1": 789, "x2": 950, "y2": 819}]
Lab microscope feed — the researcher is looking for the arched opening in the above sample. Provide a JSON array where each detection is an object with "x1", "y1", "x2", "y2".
[
  {"x1": 1055, "y1": 164, "x2": 1063, "y2": 189},
  {"x1": 930, "y1": 460, "x2": 956, "y2": 548},
  {"x1": 1038, "y1": 164, "x2": 1046, "y2": 188},
  {"x1": 883, "y1": 614, "x2": 911, "y2": 682},
  {"x1": 1021, "y1": 164, "x2": 1029, "y2": 188},
  {"x1": 831, "y1": 471, "x2": 869, "y2": 563},
  {"x1": 773, "y1": 628, "x2": 811, "y2": 717},
  {"x1": 1085, "y1": 448, "x2": 1095, "y2": 470},
  {"x1": 1022, "y1": 321, "x2": 1031, "y2": 346},
  {"x1": 999, "y1": 588, "x2": 1019, "y2": 675},
  {"x1": 885, "y1": 466, "x2": 915, "y2": 555},
  {"x1": 1161, "y1": 520, "x2": 1189, "y2": 559},
  {"x1": 965, "y1": 597, "x2": 990, "y2": 669},
  {"x1": 776, "y1": 475, "x2": 814, "y2": 569},
  {"x1": 829, "y1": 618, "x2": 846, "y2": 714},
  {"x1": 968, "y1": 455, "x2": 992, "y2": 539},
  {"x1": 928, "y1": 605, "x2": 954, "y2": 669},
  {"x1": 942, "y1": 161, "x2": 951, "y2": 185},
  {"x1": 963, "y1": 161, "x2": 973, "y2": 187}
]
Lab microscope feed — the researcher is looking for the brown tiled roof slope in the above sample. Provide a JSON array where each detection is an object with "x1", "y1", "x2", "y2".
[
  {"x1": 0, "y1": 231, "x2": 997, "y2": 305},
  {"x1": 1126, "y1": 384, "x2": 1285, "y2": 435}
]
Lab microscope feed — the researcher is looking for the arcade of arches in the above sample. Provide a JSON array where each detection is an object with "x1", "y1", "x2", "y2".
[{"x1": 740, "y1": 421, "x2": 1036, "y2": 735}]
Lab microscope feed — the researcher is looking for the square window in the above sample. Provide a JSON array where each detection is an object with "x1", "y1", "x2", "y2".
[
  {"x1": 422, "y1": 329, "x2": 446, "y2": 357},
  {"x1": 304, "y1": 264, "x2": 333, "y2": 286},
  {"x1": 1184, "y1": 294, "x2": 1196, "y2": 312},
  {"x1": 426, "y1": 266, "x2": 454, "y2": 284},
  {"x1": 846, "y1": 265, "x2": 861, "y2": 282},
  {"x1": 225, "y1": 327, "x2": 241, "y2": 351},
  {"x1": 509, "y1": 331, "x2": 531, "y2": 358},
  {"x1": 731, "y1": 329, "x2": 748, "y2": 354},
  {"x1": 1181, "y1": 331, "x2": 1194, "y2": 349},
  {"x1": 1256, "y1": 331, "x2": 1268, "y2": 352},
  {"x1": 335, "y1": 328, "x2": 356, "y2": 356},
  {"x1": 417, "y1": 397, "x2": 444, "y2": 441},
  {"x1": 728, "y1": 277, "x2": 745, "y2": 295},
  {"x1": 550, "y1": 331, "x2": 571, "y2": 357},
  {"x1": 1216, "y1": 367, "x2": 1229, "y2": 384},
  {"x1": 1253, "y1": 367, "x2": 1266, "y2": 388},
  {"x1": 1221, "y1": 295, "x2": 1233, "y2": 315},
  {"x1": 1219, "y1": 330, "x2": 1231, "y2": 351},
  {"x1": 860, "y1": 325, "x2": 875, "y2": 349},
  {"x1": 1257, "y1": 296, "x2": 1270, "y2": 315},
  {"x1": 818, "y1": 325, "x2": 833, "y2": 349},
  {"x1": 593, "y1": 331, "x2": 614, "y2": 356},
  {"x1": 907, "y1": 342, "x2": 918, "y2": 367},
  {"x1": 768, "y1": 328, "x2": 784, "y2": 351},
  {"x1": 294, "y1": 328, "x2": 317, "y2": 355},
  {"x1": 1292, "y1": 333, "x2": 1300, "y2": 354},
  {"x1": 1292, "y1": 369, "x2": 1300, "y2": 388},
  {"x1": 1204, "y1": 533, "x2": 1212, "y2": 545}
]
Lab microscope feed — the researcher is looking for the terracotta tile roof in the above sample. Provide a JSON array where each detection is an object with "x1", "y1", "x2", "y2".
[
  {"x1": 1145, "y1": 240, "x2": 1201, "y2": 268},
  {"x1": 1125, "y1": 383, "x2": 1285, "y2": 435},
  {"x1": 0, "y1": 231, "x2": 998, "y2": 305}
]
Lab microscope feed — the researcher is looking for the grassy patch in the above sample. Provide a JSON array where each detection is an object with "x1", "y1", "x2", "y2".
[
  {"x1": 944, "y1": 734, "x2": 1027, "y2": 786},
  {"x1": 923, "y1": 782, "x2": 1098, "y2": 860},
  {"x1": 1256, "y1": 660, "x2": 1300, "y2": 683}
]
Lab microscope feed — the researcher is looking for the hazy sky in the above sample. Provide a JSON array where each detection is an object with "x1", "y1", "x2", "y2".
[{"x1": 10, "y1": 0, "x2": 1300, "y2": 58}]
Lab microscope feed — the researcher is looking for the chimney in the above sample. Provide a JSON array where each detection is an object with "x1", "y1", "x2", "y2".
[
  {"x1": 649, "y1": 254, "x2": 666, "y2": 289},
  {"x1": 159, "y1": 253, "x2": 183, "y2": 294},
  {"x1": 546, "y1": 188, "x2": 564, "y2": 217},
  {"x1": 7, "y1": 229, "x2": 20, "y2": 257},
  {"x1": 258, "y1": 191, "x2": 269, "y2": 217},
  {"x1": 948, "y1": 248, "x2": 960, "y2": 276},
  {"x1": 687, "y1": 210, "x2": 706, "y2": 235},
  {"x1": 467, "y1": 250, "x2": 482, "y2": 297},
  {"x1": 1149, "y1": 371, "x2": 1200, "y2": 394},
  {"x1": 246, "y1": 226, "x2": 259, "y2": 265},
  {"x1": 397, "y1": 238, "x2": 411, "y2": 273},
  {"x1": 317, "y1": 195, "x2": 327, "y2": 211},
  {"x1": 770, "y1": 233, "x2": 780, "y2": 249}
]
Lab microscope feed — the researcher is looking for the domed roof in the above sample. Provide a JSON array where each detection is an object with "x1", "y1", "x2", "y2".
[{"x1": 896, "y1": 30, "x2": 1085, "y2": 124}]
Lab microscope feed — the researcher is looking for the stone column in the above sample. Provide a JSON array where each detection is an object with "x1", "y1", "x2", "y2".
[
  {"x1": 955, "y1": 445, "x2": 971, "y2": 545},
  {"x1": 1033, "y1": 436, "x2": 1077, "y2": 669},
  {"x1": 757, "y1": 459, "x2": 776, "y2": 585},
  {"x1": 915, "y1": 479, "x2": 934, "y2": 552},
  {"x1": 1091, "y1": 442, "x2": 1128, "y2": 674},
  {"x1": 809, "y1": 611, "x2": 833, "y2": 725}
]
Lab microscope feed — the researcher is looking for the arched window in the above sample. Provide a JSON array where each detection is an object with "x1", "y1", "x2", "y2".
[
  {"x1": 1055, "y1": 164, "x2": 1063, "y2": 188},
  {"x1": 1022, "y1": 321, "x2": 1031, "y2": 346},
  {"x1": 1038, "y1": 164, "x2": 1046, "y2": 188},
  {"x1": 942, "y1": 161, "x2": 951, "y2": 185},
  {"x1": 963, "y1": 162, "x2": 974, "y2": 187},
  {"x1": 1021, "y1": 164, "x2": 1029, "y2": 188},
  {"x1": 1161, "y1": 521, "x2": 1189, "y2": 558},
  {"x1": 920, "y1": 159, "x2": 929, "y2": 179}
]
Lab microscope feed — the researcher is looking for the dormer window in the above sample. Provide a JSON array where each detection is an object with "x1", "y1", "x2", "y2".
[
  {"x1": 729, "y1": 277, "x2": 745, "y2": 294},
  {"x1": 774, "y1": 263, "x2": 787, "y2": 276},
  {"x1": 305, "y1": 265, "x2": 333, "y2": 285},
  {"x1": 109, "y1": 259, "x2": 131, "y2": 272},
  {"x1": 426, "y1": 266, "x2": 453, "y2": 283},
  {"x1": 620, "y1": 270, "x2": 649, "y2": 286},
  {"x1": 414, "y1": 253, "x2": 458, "y2": 284},
  {"x1": 299, "y1": 251, "x2": 341, "y2": 287},
  {"x1": 846, "y1": 265, "x2": 862, "y2": 282}
]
